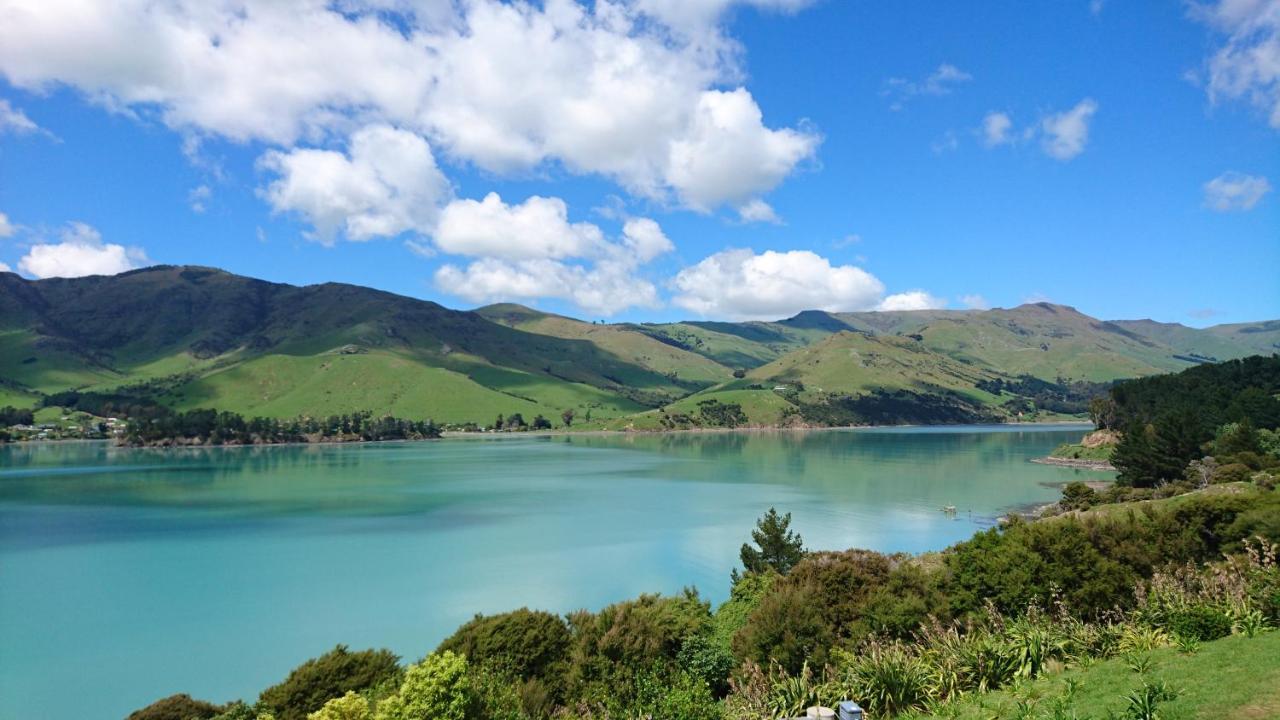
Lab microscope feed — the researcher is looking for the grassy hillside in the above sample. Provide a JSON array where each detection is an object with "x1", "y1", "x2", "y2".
[
  {"x1": 923, "y1": 631, "x2": 1280, "y2": 720},
  {"x1": 1, "y1": 267, "x2": 1274, "y2": 428},
  {"x1": 477, "y1": 303, "x2": 732, "y2": 386}
]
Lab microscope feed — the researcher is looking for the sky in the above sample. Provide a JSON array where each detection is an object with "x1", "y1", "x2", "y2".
[{"x1": 0, "y1": 0, "x2": 1277, "y2": 326}]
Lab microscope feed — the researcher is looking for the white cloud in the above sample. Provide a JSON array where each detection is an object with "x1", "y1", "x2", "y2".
[
  {"x1": 878, "y1": 290, "x2": 947, "y2": 312},
  {"x1": 0, "y1": 261, "x2": 10, "y2": 273},
  {"x1": 1203, "y1": 171, "x2": 1272, "y2": 210},
  {"x1": 18, "y1": 222, "x2": 149, "y2": 279},
  {"x1": 960, "y1": 294, "x2": 990, "y2": 310},
  {"x1": 435, "y1": 257, "x2": 663, "y2": 316},
  {"x1": 0, "y1": 212, "x2": 14, "y2": 237},
  {"x1": 1040, "y1": 98, "x2": 1098, "y2": 160},
  {"x1": 0, "y1": 1, "x2": 819, "y2": 220},
  {"x1": 1193, "y1": 0, "x2": 1280, "y2": 129},
  {"x1": 188, "y1": 184, "x2": 211, "y2": 213},
  {"x1": 1090, "y1": 0, "x2": 1106, "y2": 16},
  {"x1": 981, "y1": 111, "x2": 1014, "y2": 147},
  {"x1": 666, "y1": 88, "x2": 819, "y2": 211},
  {"x1": 671, "y1": 248, "x2": 887, "y2": 320},
  {"x1": 883, "y1": 63, "x2": 973, "y2": 110},
  {"x1": 434, "y1": 193, "x2": 602, "y2": 260},
  {"x1": 0, "y1": 99, "x2": 41, "y2": 134},
  {"x1": 620, "y1": 217, "x2": 675, "y2": 263},
  {"x1": 258, "y1": 124, "x2": 450, "y2": 244},
  {"x1": 736, "y1": 198, "x2": 781, "y2": 224},
  {"x1": 431, "y1": 193, "x2": 673, "y2": 315}
]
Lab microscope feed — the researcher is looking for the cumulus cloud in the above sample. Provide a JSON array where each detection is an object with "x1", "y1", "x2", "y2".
[
  {"x1": 431, "y1": 193, "x2": 673, "y2": 315},
  {"x1": 18, "y1": 222, "x2": 149, "y2": 279},
  {"x1": 671, "y1": 248, "x2": 888, "y2": 320},
  {"x1": 0, "y1": 0, "x2": 818, "y2": 223},
  {"x1": 1192, "y1": 0, "x2": 1280, "y2": 129},
  {"x1": 960, "y1": 294, "x2": 991, "y2": 310},
  {"x1": 258, "y1": 125, "x2": 450, "y2": 244},
  {"x1": 981, "y1": 111, "x2": 1014, "y2": 147},
  {"x1": 0, "y1": 261, "x2": 10, "y2": 273},
  {"x1": 434, "y1": 193, "x2": 602, "y2": 260},
  {"x1": 878, "y1": 291, "x2": 947, "y2": 312},
  {"x1": 1203, "y1": 171, "x2": 1272, "y2": 210},
  {"x1": 0, "y1": 212, "x2": 14, "y2": 237},
  {"x1": 883, "y1": 63, "x2": 973, "y2": 110},
  {"x1": 666, "y1": 89, "x2": 819, "y2": 212},
  {"x1": 736, "y1": 198, "x2": 781, "y2": 224},
  {"x1": 1040, "y1": 98, "x2": 1098, "y2": 160}
]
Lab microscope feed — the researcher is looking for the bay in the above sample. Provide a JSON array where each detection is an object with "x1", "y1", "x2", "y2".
[{"x1": 0, "y1": 424, "x2": 1104, "y2": 720}]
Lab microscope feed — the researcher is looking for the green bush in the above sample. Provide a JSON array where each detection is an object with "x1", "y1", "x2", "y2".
[
  {"x1": 733, "y1": 582, "x2": 832, "y2": 674},
  {"x1": 127, "y1": 694, "x2": 223, "y2": 720},
  {"x1": 1163, "y1": 605, "x2": 1233, "y2": 641},
  {"x1": 567, "y1": 590, "x2": 710, "y2": 689},
  {"x1": 1212, "y1": 462, "x2": 1254, "y2": 484},
  {"x1": 307, "y1": 692, "x2": 371, "y2": 720},
  {"x1": 677, "y1": 633, "x2": 736, "y2": 696},
  {"x1": 259, "y1": 645, "x2": 401, "y2": 720},
  {"x1": 374, "y1": 651, "x2": 471, "y2": 720},
  {"x1": 436, "y1": 608, "x2": 569, "y2": 694}
]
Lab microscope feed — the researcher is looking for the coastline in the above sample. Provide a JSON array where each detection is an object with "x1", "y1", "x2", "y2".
[
  {"x1": 2, "y1": 419, "x2": 1095, "y2": 449},
  {"x1": 1029, "y1": 456, "x2": 1116, "y2": 471}
]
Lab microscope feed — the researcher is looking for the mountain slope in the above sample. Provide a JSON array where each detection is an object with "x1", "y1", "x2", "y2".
[
  {"x1": 1, "y1": 266, "x2": 1274, "y2": 428},
  {"x1": 0, "y1": 267, "x2": 699, "y2": 422}
]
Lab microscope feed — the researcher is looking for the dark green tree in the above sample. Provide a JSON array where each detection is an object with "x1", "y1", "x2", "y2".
[
  {"x1": 736, "y1": 508, "x2": 805, "y2": 580},
  {"x1": 561, "y1": 408, "x2": 575, "y2": 427}
]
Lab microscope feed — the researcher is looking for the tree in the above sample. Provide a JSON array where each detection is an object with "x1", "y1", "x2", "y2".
[
  {"x1": 127, "y1": 694, "x2": 222, "y2": 720},
  {"x1": 532, "y1": 414, "x2": 552, "y2": 430},
  {"x1": 493, "y1": 414, "x2": 504, "y2": 431},
  {"x1": 561, "y1": 408, "x2": 575, "y2": 427},
  {"x1": 258, "y1": 645, "x2": 401, "y2": 720},
  {"x1": 375, "y1": 652, "x2": 472, "y2": 720},
  {"x1": 506, "y1": 413, "x2": 526, "y2": 430},
  {"x1": 735, "y1": 508, "x2": 805, "y2": 580},
  {"x1": 1060, "y1": 481, "x2": 1098, "y2": 510},
  {"x1": 1088, "y1": 396, "x2": 1118, "y2": 430}
]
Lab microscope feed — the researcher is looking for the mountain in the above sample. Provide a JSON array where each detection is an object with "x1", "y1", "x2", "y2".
[
  {"x1": 0, "y1": 266, "x2": 712, "y2": 423},
  {"x1": 0, "y1": 266, "x2": 1274, "y2": 427}
]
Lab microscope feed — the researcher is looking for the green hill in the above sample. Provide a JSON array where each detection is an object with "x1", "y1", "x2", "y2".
[{"x1": 0, "y1": 266, "x2": 1274, "y2": 428}]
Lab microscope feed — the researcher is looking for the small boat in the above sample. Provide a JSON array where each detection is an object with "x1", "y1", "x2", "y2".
[{"x1": 941, "y1": 505, "x2": 957, "y2": 514}]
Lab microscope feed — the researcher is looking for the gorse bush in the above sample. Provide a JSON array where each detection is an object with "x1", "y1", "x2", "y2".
[{"x1": 258, "y1": 645, "x2": 401, "y2": 720}]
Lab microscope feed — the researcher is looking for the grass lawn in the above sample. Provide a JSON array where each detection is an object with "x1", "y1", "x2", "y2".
[
  {"x1": 921, "y1": 630, "x2": 1280, "y2": 720},
  {"x1": 1050, "y1": 442, "x2": 1115, "y2": 461}
]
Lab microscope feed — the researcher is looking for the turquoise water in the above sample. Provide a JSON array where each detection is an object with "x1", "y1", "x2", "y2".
[{"x1": 0, "y1": 424, "x2": 1104, "y2": 720}]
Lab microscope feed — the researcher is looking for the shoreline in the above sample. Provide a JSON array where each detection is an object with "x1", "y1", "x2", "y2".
[
  {"x1": 2, "y1": 419, "x2": 1096, "y2": 449},
  {"x1": 1029, "y1": 456, "x2": 1116, "y2": 471}
]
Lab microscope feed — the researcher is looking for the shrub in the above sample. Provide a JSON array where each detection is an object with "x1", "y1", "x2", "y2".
[
  {"x1": 1163, "y1": 605, "x2": 1233, "y2": 641},
  {"x1": 677, "y1": 633, "x2": 736, "y2": 696},
  {"x1": 1060, "y1": 481, "x2": 1097, "y2": 511},
  {"x1": 374, "y1": 651, "x2": 471, "y2": 720},
  {"x1": 1212, "y1": 462, "x2": 1254, "y2": 485},
  {"x1": 307, "y1": 692, "x2": 370, "y2": 720},
  {"x1": 436, "y1": 608, "x2": 570, "y2": 693},
  {"x1": 259, "y1": 646, "x2": 401, "y2": 720},
  {"x1": 733, "y1": 582, "x2": 832, "y2": 674},
  {"x1": 127, "y1": 694, "x2": 223, "y2": 720},
  {"x1": 567, "y1": 590, "x2": 710, "y2": 689},
  {"x1": 712, "y1": 570, "x2": 778, "y2": 654}
]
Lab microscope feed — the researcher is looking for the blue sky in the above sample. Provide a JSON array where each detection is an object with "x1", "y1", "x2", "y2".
[{"x1": 0, "y1": 0, "x2": 1276, "y2": 325}]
